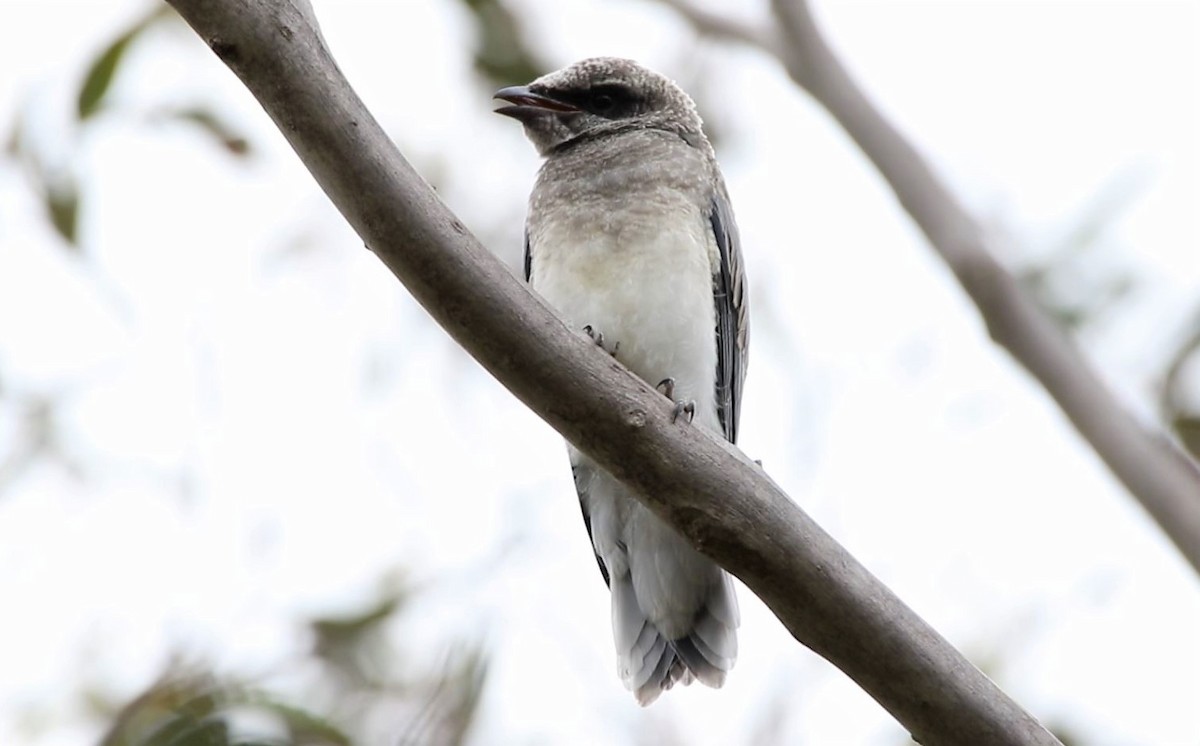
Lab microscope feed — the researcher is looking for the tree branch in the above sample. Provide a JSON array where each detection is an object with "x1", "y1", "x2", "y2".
[
  {"x1": 164, "y1": 1, "x2": 1060, "y2": 743},
  {"x1": 663, "y1": 0, "x2": 1200, "y2": 573},
  {"x1": 656, "y1": 0, "x2": 782, "y2": 53}
]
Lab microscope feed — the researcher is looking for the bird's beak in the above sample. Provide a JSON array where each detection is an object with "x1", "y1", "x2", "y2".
[{"x1": 493, "y1": 86, "x2": 581, "y2": 120}]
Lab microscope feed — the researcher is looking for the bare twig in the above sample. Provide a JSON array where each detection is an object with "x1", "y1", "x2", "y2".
[
  {"x1": 661, "y1": 0, "x2": 1200, "y2": 573},
  {"x1": 656, "y1": 0, "x2": 781, "y2": 53},
  {"x1": 164, "y1": 1, "x2": 1059, "y2": 743}
]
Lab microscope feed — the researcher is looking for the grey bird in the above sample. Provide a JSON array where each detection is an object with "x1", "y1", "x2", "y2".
[{"x1": 494, "y1": 57, "x2": 749, "y2": 705}]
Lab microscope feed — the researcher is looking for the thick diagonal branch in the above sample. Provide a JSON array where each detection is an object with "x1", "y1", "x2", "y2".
[
  {"x1": 665, "y1": 0, "x2": 1200, "y2": 572},
  {"x1": 164, "y1": 1, "x2": 1059, "y2": 743}
]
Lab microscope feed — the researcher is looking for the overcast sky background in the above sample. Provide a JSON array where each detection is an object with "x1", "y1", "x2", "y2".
[{"x1": 1, "y1": 1, "x2": 1198, "y2": 744}]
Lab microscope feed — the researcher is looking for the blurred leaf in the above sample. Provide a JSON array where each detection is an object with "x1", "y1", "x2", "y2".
[
  {"x1": 401, "y1": 646, "x2": 489, "y2": 746},
  {"x1": 1018, "y1": 260, "x2": 1136, "y2": 332},
  {"x1": 455, "y1": 0, "x2": 547, "y2": 86},
  {"x1": 158, "y1": 106, "x2": 252, "y2": 158},
  {"x1": 100, "y1": 674, "x2": 221, "y2": 746},
  {"x1": 77, "y1": 6, "x2": 174, "y2": 120},
  {"x1": 439, "y1": 648, "x2": 488, "y2": 745},
  {"x1": 1016, "y1": 167, "x2": 1147, "y2": 330},
  {"x1": 1046, "y1": 722, "x2": 1084, "y2": 746},
  {"x1": 310, "y1": 583, "x2": 409, "y2": 686},
  {"x1": 1174, "y1": 417, "x2": 1200, "y2": 460},
  {"x1": 139, "y1": 713, "x2": 228, "y2": 746},
  {"x1": 311, "y1": 587, "x2": 406, "y2": 651},
  {"x1": 78, "y1": 32, "x2": 136, "y2": 120},
  {"x1": 45, "y1": 178, "x2": 81, "y2": 246},
  {"x1": 4, "y1": 108, "x2": 21, "y2": 157},
  {"x1": 4, "y1": 100, "x2": 83, "y2": 250},
  {"x1": 100, "y1": 670, "x2": 351, "y2": 746},
  {"x1": 251, "y1": 697, "x2": 353, "y2": 746},
  {"x1": 1056, "y1": 166, "x2": 1149, "y2": 260},
  {"x1": 94, "y1": 579, "x2": 491, "y2": 745},
  {"x1": 1027, "y1": 271, "x2": 1134, "y2": 331},
  {"x1": 0, "y1": 395, "x2": 68, "y2": 496}
]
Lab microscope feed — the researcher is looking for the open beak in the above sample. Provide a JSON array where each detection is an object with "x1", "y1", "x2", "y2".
[{"x1": 493, "y1": 86, "x2": 581, "y2": 120}]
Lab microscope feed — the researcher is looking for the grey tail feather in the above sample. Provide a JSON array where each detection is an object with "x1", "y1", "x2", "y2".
[
  {"x1": 614, "y1": 573, "x2": 739, "y2": 705},
  {"x1": 632, "y1": 639, "x2": 689, "y2": 706},
  {"x1": 613, "y1": 576, "x2": 689, "y2": 706},
  {"x1": 671, "y1": 573, "x2": 739, "y2": 688}
]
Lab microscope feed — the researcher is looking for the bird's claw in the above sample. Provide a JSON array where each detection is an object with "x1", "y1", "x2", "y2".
[
  {"x1": 672, "y1": 400, "x2": 696, "y2": 424},
  {"x1": 657, "y1": 378, "x2": 695, "y2": 424},
  {"x1": 583, "y1": 325, "x2": 618, "y2": 356},
  {"x1": 656, "y1": 377, "x2": 676, "y2": 398}
]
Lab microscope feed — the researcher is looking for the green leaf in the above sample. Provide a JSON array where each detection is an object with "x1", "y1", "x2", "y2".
[
  {"x1": 253, "y1": 698, "x2": 353, "y2": 746},
  {"x1": 1174, "y1": 417, "x2": 1200, "y2": 460},
  {"x1": 46, "y1": 179, "x2": 80, "y2": 246},
  {"x1": 78, "y1": 30, "x2": 136, "y2": 120},
  {"x1": 310, "y1": 587, "x2": 407, "y2": 645},
  {"x1": 77, "y1": 6, "x2": 175, "y2": 120},
  {"x1": 143, "y1": 713, "x2": 228, "y2": 746}
]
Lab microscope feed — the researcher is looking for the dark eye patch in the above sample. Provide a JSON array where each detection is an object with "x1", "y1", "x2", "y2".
[
  {"x1": 586, "y1": 84, "x2": 638, "y2": 118},
  {"x1": 555, "y1": 83, "x2": 640, "y2": 119},
  {"x1": 590, "y1": 91, "x2": 617, "y2": 115}
]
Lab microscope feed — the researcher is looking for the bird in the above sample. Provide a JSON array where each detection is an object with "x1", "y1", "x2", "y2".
[{"x1": 494, "y1": 57, "x2": 748, "y2": 706}]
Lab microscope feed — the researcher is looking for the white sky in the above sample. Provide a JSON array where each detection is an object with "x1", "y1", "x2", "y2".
[{"x1": 0, "y1": 1, "x2": 1198, "y2": 744}]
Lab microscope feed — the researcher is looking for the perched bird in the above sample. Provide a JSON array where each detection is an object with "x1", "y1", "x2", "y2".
[{"x1": 494, "y1": 57, "x2": 748, "y2": 705}]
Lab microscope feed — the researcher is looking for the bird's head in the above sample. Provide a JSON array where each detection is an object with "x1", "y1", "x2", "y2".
[{"x1": 494, "y1": 57, "x2": 704, "y2": 156}]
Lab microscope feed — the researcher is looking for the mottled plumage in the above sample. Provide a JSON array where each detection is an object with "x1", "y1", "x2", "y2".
[{"x1": 495, "y1": 57, "x2": 749, "y2": 705}]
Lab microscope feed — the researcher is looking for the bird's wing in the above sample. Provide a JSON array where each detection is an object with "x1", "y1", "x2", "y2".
[
  {"x1": 571, "y1": 460, "x2": 611, "y2": 587},
  {"x1": 523, "y1": 230, "x2": 533, "y2": 282},
  {"x1": 709, "y1": 183, "x2": 749, "y2": 444},
  {"x1": 527, "y1": 228, "x2": 610, "y2": 587}
]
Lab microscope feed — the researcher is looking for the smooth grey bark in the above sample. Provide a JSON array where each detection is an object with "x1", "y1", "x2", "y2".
[
  {"x1": 164, "y1": 1, "x2": 1061, "y2": 743},
  {"x1": 658, "y1": 0, "x2": 1200, "y2": 574}
]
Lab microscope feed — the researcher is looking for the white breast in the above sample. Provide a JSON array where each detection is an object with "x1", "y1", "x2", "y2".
[{"x1": 530, "y1": 197, "x2": 720, "y2": 432}]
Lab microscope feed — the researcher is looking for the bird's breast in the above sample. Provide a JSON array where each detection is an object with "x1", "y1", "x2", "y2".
[{"x1": 529, "y1": 192, "x2": 720, "y2": 427}]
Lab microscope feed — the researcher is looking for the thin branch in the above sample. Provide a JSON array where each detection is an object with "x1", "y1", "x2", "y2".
[
  {"x1": 656, "y1": 0, "x2": 781, "y2": 53},
  {"x1": 664, "y1": 0, "x2": 1200, "y2": 573},
  {"x1": 164, "y1": 1, "x2": 1059, "y2": 743}
]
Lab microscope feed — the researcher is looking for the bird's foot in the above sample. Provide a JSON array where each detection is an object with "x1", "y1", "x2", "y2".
[
  {"x1": 583, "y1": 324, "x2": 619, "y2": 357},
  {"x1": 656, "y1": 378, "x2": 696, "y2": 424},
  {"x1": 673, "y1": 400, "x2": 696, "y2": 423}
]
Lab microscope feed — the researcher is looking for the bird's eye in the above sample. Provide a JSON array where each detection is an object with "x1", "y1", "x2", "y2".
[{"x1": 591, "y1": 93, "x2": 615, "y2": 113}]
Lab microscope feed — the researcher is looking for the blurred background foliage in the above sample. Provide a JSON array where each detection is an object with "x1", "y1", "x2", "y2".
[
  {"x1": 72, "y1": 576, "x2": 487, "y2": 745},
  {"x1": 4, "y1": 5, "x2": 496, "y2": 744},
  {"x1": 1, "y1": 1, "x2": 1197, "y2": 745}
]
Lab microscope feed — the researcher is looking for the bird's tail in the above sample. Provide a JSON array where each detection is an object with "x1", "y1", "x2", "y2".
[{"x1": 611, "y1": 571, "x2": 739, "y2": 706}]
